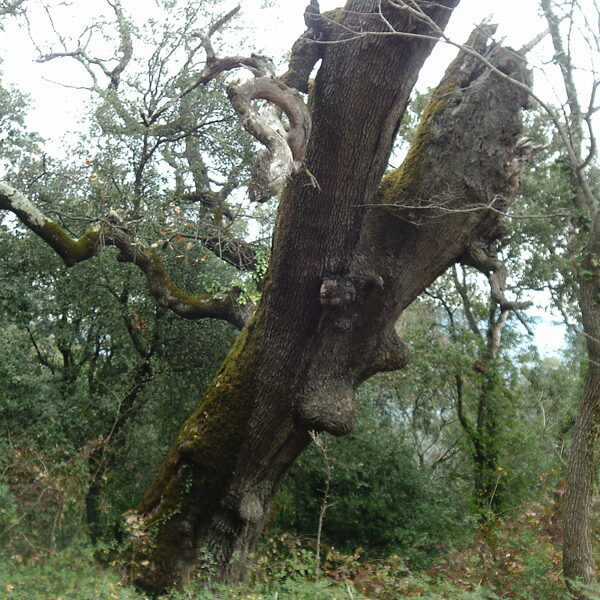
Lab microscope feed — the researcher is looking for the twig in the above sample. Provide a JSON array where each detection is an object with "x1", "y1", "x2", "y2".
[{"x1": 309, "y1": 431, "x2": 334, "y2": 600}]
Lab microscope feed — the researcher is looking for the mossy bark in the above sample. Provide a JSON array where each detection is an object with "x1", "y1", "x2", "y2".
[
  {"x1": 0, "y1": 185, "x2": 249, "y2": 327},
  {"x1": 123, "y1": 3, "x2": 538, "y2": 594}
]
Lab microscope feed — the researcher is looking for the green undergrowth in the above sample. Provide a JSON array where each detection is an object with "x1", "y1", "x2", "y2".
[{"x1": 1, "y1": 495, "x2": 598, "y2": 600}]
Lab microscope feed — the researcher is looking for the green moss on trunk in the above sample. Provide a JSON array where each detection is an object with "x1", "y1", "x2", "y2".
[
  {"x1": 40, "y1": 222, "x2": 102, "y2": 266},
  {"x1": 125, "y1": 322, "x2": 262, "y2": 592},
  {"x1": 379, "y1": 80, "x2": 456, "y2": 205}
]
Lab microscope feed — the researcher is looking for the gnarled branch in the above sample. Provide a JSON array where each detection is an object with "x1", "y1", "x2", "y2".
[
  {"x1": 0, "y1": 183, "x2": 251, "y2": 328},
  {"x1": 461, "y1": 240, "x2": 533, "y2": 335},
  {"x1": 227, "y1": 77, "x2": 312, "y2": 202}
]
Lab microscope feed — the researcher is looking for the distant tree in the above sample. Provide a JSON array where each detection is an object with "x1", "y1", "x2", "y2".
[{"x1": 526, "y1": 2, "x2": 600, "y2": 593}]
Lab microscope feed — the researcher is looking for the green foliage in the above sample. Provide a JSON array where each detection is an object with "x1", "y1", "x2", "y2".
[
  {"x1": 0, "y1": 492, "x2": 585, "y2": 599},
  {"x1": 0, "y1": 5, "x2": 592, "y2": 600},
  {"x1": 0, "y1": 1, "x2": 246, "y2": 550},
  {"x1": 0, "y1": 216, "x2": 237, "y2": 547},
  {"x1": 275, "y1": 396, "x2": 473, "y2": 568},
  {"x1": 0, "y1": 545, "x2": 140, "y2": 600}
]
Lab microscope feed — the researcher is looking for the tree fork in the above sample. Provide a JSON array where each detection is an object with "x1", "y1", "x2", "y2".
[{"x1": 120, "y1": 2, "x2": 541, "y2": 593}]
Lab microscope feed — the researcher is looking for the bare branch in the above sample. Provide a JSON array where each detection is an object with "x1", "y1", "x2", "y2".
[
  {"x1": 519, "y1": 28, "x2": 551, "y2": 54},
  {"x1": 105, "y1": 0, "x2": 133, "y2": 90},
  {"x1": 208, "y1": 5, "x2": 240, "y2": 40},
  {"x1": 452, "y1": 265, "x2": 482, "y2": 338},
  {"x1": 462, "y1": 241, "x2": 533, "y2": 336},
  {"x1": 0, "y1": 0, "x2": 26, "y2": 17},
  {"x1": 578, "y1": 79, "x2": 600, "y2": 171},
  {"x1": 198, "y1": 234, "x2": 257, "y2": 271},
  {"x1": 541, "y1": 0, "x2": 585, "y2": 151},
  {"x1": 194, "y1": 6, "x2": 241, "y2": 63},
  {"x1": 35, "y1": 1, "x2": 132, "y2": 90},
  {"x1": 227, "y1": 77, "x2": 311, "y2": 202}
]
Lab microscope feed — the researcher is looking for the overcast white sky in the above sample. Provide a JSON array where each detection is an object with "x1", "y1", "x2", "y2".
[
  {"x1": 0, "y1": 0, "x2": 569, "y2": 354},
  {"x1": 0, "y1": 0, "x2": 548, "y2": 139}
]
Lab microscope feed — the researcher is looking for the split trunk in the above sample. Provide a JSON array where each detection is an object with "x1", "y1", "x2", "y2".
[{"x1": 123, "y1": 1, "x2": 535, "y2": 593}]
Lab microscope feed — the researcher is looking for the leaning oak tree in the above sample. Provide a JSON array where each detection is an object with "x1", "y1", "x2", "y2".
[{"x1": 0, "y1": 0, "x2": 541, "y2": 593}]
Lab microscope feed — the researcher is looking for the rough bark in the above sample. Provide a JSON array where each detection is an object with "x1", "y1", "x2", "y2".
[
  {"x1": 563, "y1": 358, "x2": 600, "y2": 591},
  {"x1": 120, "y1": 2, "x2": 537, "y2": 593},
  {"x1": 538, "y1": 2, "x2": 600, "y2": 593},
  {"x1": 563, "y1": 220, "x2": 600, "y2": 593}
]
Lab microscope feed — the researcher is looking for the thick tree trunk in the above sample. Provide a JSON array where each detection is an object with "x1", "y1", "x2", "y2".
[
  {"x1": 121, "y1": 3, "x2": 536, "y2": 594},
  {"x1": 563, "y1": 237, "x2": 600, "y2": 593}
]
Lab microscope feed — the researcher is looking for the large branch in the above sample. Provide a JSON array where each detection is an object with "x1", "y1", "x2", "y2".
[
  {"x1": 0, "y1": 183, "x2": 251, "y2": 328},
  {"x1": 280, "y1": 7, "x2": 345, "y2": 93},
  {"x1": 336, "y1": 26, "x2": 538, "y2": 385},
  {"x1": 227, "y1": 77, "x2": 312, "y2": 202}
]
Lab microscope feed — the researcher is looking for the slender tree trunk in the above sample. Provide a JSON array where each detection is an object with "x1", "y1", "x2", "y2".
[
  {"x1": 121, "y1": 3, "x2": 537, "y2": 593},
  {"x1": 563, "y1": 240, "x2": 600, "y2": 593},
  {"x1": 86, "y1": 359, "x2": 153, "y2": 544},
  {"x1": 472, "y1": 363, "x2": 510, "y2": 518},
  {"x1": 563, "y1": 362, "x2": 600, "y2": 588}
]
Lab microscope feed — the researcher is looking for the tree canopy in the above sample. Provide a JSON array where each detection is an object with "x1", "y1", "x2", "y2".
[{"x1": 1, "y1": 1, "x2": 600, "y2": 599}]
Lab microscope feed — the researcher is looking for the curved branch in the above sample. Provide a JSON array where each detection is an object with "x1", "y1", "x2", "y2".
[
  {"x1": 0, "y1": 183, "x2": 103, "y2": 265},
  {"x1": 462, "y1": 240, "x2": 533, "y2": 336},
  {"x1": 111, "y1": 233, "x2": 251, "y2": 327},
  {"x1": 227, "y1": 77, "x2": 311, "y2": 202},
  {"x1": 0, "y1": 183, "x2": 251, "y2": 328}
]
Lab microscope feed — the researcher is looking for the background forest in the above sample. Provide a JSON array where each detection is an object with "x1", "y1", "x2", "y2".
[{"x1": 0, "y1": 0, "x2": 599, "y2": 598}]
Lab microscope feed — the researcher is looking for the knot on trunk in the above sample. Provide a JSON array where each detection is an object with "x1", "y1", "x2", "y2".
[
  {"x1": 238, "y1": 491, "x2": 264, "y2": 525},
  {"x1": 319, "y1": 275, "x2": 356, "y2": 308}
]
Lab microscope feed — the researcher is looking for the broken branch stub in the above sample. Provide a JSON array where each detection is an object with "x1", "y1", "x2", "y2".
[{"x1": 227, "y1": 77, "x2": 311, "y2": 202}]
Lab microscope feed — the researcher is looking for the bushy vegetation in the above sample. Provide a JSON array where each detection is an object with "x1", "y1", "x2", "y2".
[
  {"x1": 275, "y1": 394, "x2": 474, "y2": 568},
  {"x1": 0, "y1": 491, "x2": 596, "y2": 600},
  {"x1": 1, "y1": 0, "x2": 599, "y2": 596},
  {"x1": 0, "y1": 323, "x2": 582, "y2": 598}
]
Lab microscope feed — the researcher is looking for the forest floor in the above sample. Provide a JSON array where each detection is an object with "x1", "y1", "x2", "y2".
[{"x1": 0, "y1": 491, "x2": 594, "y2": 600}]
